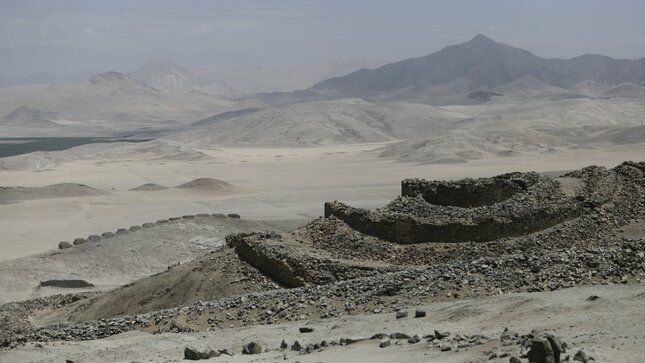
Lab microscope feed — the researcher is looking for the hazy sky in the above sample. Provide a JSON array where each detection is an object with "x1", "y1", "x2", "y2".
[{"x1": 1, "y1": 0, "x2": 644, "y2": 90}]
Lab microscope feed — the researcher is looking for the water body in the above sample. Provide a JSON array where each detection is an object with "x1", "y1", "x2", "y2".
[{"x1": 0, "y1": 137, "x2": 150, "y2": 158}]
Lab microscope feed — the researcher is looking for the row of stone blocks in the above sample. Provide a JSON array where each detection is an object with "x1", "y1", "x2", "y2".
[{"x1": 57, "y1": 213, "x2": 241, "y2": 249}]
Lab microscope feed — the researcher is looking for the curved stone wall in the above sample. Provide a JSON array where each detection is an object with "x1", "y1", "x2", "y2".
[
  {"x1": 324, "y1": 200, "x2": 580, "y2": 243},
  {"x1": 401, "y1": 172, "x2": 540, "y2": 207},
  {"x1": 324, "y1": 171, "x2": 597, "y2": 244}
]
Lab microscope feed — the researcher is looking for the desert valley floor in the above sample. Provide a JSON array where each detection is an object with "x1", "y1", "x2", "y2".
[
  {"x1": 1, "y1": 142, "x2": 643, "y2": 262},
  {"x1": 1, "y1": 138, "x2": 644, "y2": 363}
]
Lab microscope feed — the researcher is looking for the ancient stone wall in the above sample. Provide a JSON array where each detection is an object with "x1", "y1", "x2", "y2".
[
  {"x1": 324, "y1": 201, "x2": 580, "y2": 243},
  {"x1": 401, "y1": 172, "x2": 539, "y2": 207},
  {"x1": 226, "y1": 232, "x2": 397, "y2": 287},
  {"x1": 226, "y1": 232, "x2": 306, "y2": 288}
]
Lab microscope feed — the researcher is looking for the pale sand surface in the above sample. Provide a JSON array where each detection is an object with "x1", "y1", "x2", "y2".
[
  {"x1": 1, "y1": 142, "x2": 644, "y2": 261},
  {"x1": 1, "y1": 283, "x2": 643, "y2": 363}
]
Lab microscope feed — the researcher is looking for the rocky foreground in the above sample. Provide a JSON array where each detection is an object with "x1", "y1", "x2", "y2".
[{"x1": 0, "y1": 161, "x2": 643, "y2": 363}]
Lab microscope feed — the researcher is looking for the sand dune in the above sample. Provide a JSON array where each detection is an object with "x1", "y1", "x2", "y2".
[
  {"x1": 0, "y1": 183, "x2": 105, "y2": 204},
  {"x1": 130, "y1": 183, "x2": 167, "y2": 191},
  {"x1": 133, "y1": 179, "x2": 236, "y2": 192},
  {"x1": 176, "y1": 178, "x2": 234, "y2": 191}
]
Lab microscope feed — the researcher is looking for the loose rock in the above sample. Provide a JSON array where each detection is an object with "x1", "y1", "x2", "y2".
[
  {"x1": 73, "y1": 238, "x2": 86, "y2": 245},
  {"x1": 395, "y1": 311, "x2": 408, "y2": 319},
  {"x1": 434, "y1": 330, "x2": 450, "y2": 340},
  {"x1": 242, "y1": 341, "x2": 262, "y2": 355},
  {"x1": 184, "y1": 346, "x2": 219, "y2": 360},
  {"x1": 573, "y1": 350, "x2": 590, "y2": 363},
  {"x1": 379, "y1": 338, "x2": 391, "y2": 348},
  {"x1": 527, "y1": 338, "x2": 555, "y2": 363},
  {"x1": 390, "y1": 332, "x2": 411, "y2": 340}
]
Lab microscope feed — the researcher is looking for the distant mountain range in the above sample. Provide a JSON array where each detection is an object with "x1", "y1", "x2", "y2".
[
  {"x1": 0, "y1": 70, "x2": 236, "y2": 133},
  {"x1": 0, "y1": 58, "x2": 242, "y2": 98},
  {"x1": 129, "y1": 61, "x2": 240, "y2": 98},
  {"x1": 306, "y1": 34, "x2": 645, "y2": 101}
]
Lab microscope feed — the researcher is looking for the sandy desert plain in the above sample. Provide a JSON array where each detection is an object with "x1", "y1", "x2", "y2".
[
  {"x1": 1, "y1": 120, "x2": 644, "y2": 363},
  {"x1": 1, "y1": 140, "x2": 644, "y2": 263}
]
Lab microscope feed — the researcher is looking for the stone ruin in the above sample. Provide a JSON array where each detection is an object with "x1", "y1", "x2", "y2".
[
  {"x1": 402, "y1": 172, "x2": 535, "y2": 207},
  {"x1": 323, "y1": 171, "x2": 591, "y2": 243},
  {"x1": 226, "y1": 162, "x2": 644, "y2": 288},
  {"x1": 4, "y1": 162, "x2": 644, "y2": 348}
]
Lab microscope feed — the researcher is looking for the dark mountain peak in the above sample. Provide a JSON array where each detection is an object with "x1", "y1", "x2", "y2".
[
  {"x1": 468, "y1": 33, "x2": 496, "y2": 44},
  {"x1": 309, "y1": 35, "x2": 645, "y2": 99},
  {"x1": 572, "y1": 53, "x2": 614, "y2": 61},
  {"x1": 455, "y1": 33, "x2": 528, "y2": 56}
]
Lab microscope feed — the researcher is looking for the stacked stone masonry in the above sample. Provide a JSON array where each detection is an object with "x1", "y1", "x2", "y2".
[{"x1": 323, "y1": 171, "x2": 615, "y2": 243}]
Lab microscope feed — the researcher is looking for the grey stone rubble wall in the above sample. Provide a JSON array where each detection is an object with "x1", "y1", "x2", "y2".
[
  {"x1": 58, "y1": 212, "x2": 241, "y2": 249},
  {"x1": 324, "y1": 201, "x2": 581, "y2": 243},
  {"x1": 226, "y1": 232, "x2": 306, "y2": 288},
  {"x1": 323, "y1": 170, "x2": 626, "y2": 244},
  {"x1": 401, "y1": 172, "x2": 540, "y2": 207},
  {"x1": 226, "y1": 232, "x2": 397, "y2": 287}
]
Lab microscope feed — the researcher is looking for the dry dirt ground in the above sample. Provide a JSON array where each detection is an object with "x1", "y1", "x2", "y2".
[
  {"x1": 1, "y1": 143, "x2": 643, "y2": 261},
  {"x1": 1, "y1": 283, "x2": 643, "y2": 363},
  {"x1": 1, "y1": 144, "x2": 644, "y2": 363}
]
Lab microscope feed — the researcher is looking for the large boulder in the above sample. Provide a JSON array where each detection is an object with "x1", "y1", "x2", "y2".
[
  {"x1": 242, "y1": 341, "x2": 262, "y2": 354},
  {"x1": 73, "y1": 238, "x2": 86, "y2": 245},
  {"x1": 527, "y1": 338, "x2": 556, "y2": 363},
  {"x1": 184, "y1": 346, "x2": 219, "y2": 360}
]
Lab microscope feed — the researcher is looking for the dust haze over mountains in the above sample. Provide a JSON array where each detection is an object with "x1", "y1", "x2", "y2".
[
  {"x1": 1, "y1": 33, "x2": 645, "y2": 163},
  {"x1": 2, "y1": 2, "x2": 645, "y2": 363}
]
